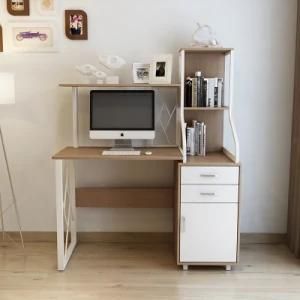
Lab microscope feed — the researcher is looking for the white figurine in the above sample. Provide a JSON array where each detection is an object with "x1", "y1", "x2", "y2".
[
  {"x1": 98, "y1": 55, "x2": 126, "y2": 70},
  {"x1": 76, "y1": 64, "x2": 107, "y2": 84},
  {"x1": 192, "y1": 23, "x2": 219, "y2": 47}
]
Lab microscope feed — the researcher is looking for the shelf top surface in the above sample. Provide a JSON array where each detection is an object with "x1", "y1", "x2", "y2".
[
  {"x1": 184, "y1": 106, "x2": 229, "y2": 111},
  {"x1": 179, "y1": 47, "x2": 233, "y2": 53},
  {"x1": 181, "y1": 152, "x2": 239, "y2": 166},
  {"x1": 59, "y1": 83, "x2": 181, "y2": 88},
  {"x1": 52, "y1": 147, "x2": 183, "y2": 161}
]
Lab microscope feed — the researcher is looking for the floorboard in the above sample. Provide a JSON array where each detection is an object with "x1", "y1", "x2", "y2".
[{"x1": 0, "y1": 242, "x2": 300, "y2": 300}]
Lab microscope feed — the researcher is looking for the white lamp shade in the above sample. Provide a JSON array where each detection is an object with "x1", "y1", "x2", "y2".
[{"x1": 0, "y1": 73, "x2": 15, "y2": 104}]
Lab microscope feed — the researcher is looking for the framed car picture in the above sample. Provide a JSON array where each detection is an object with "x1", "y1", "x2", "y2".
[
  {"x1": 7, "y1": 0, "x2": 30, "y2": 16},
  {"x1": 65, "y1": 10, "x2": 88, "y2": 40},
  {"x1": 132, "y1": 63, "x2": 150, "y2": 84},
  {"x1": 5, "y1": 22, "x2": 59, "y2": 53}
]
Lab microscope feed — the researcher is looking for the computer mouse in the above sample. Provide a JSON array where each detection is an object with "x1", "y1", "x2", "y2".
[{"x1": 145, "y1": 151, "x2": 152, "y2": 156}]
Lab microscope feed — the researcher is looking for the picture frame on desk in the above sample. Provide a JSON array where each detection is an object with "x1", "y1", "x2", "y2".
[
  {"x1": 149, "y1": 54, "x2": 173, "y2": 84},
  {"x1": 5, "y1": 22, "x2": 59, "y2": 53},
  {"x1": 132, "y1": 63, "x2": 150, "y2": 84}
]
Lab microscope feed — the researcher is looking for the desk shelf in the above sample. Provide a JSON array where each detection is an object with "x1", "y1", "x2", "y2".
[{"x1": 59, "y1": 83, "x2": 181, "y2": 88}]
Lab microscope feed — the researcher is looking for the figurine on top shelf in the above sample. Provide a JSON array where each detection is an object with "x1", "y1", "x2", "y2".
[{"x1": 191, "y1": 23, "x2": 220, "y2": 48}]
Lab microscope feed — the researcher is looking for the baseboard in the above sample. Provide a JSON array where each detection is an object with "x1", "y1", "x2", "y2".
[
  {"x1": 0, "y1": 232, "x2": 287, "y2": 244},
  {"x1": 240, "y1": 233, "x2": 287, "y2": 244}
]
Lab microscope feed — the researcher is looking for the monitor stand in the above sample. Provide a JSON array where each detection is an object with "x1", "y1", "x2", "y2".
[
  {"x1": 110, "y1": 139, "x2": 135, "y2": 151},
  {"x1": 102, "y1": 140, "x2": 141, "y2": 156}
]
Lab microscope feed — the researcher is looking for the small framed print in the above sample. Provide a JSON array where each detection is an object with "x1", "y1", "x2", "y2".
[
  {"x1": 149, "y1": 54, "x2": 173, "y2": 84},
  {"x1": 7, "y1": 0, "x2": 30, "y2": 16},
  {"x1": 0, "y1": 26, "x2": 3, "y2": 52},
  {"x1": 65, "y1": 10, "x2": 88, "y2": 40},
  {"x1": 132, "y1": 63, "x2": 150, "y2": 84},
  {"x1": 6, "y1": 22, "x2": 59, "y2": 53},
  {"x1": 37, "y1": 0, "x2": 58, "y2": 16}
]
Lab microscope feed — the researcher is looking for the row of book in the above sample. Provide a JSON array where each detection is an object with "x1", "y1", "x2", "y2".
[
  {"x1": 186, "y1": 120, "x2": 207, "y2": 157},
  {"x1": 185, "y1": 71, "x2": 224, "y2": 108}
]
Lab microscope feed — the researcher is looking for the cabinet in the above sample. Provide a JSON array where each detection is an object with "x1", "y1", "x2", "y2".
[{"x1": 177, "y1": 48, "x2": 240, "y2": 271}]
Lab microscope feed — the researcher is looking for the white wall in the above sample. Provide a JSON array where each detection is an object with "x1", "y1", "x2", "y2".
[{"x1": 0, "y1": 0, "x2": 297, "y2": 233}]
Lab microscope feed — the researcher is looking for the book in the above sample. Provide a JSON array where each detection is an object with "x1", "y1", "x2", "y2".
[
  {"x1": 186, "y1": 120, "x2": 207, "y2": 157},
  {"x1": 192, "y1": 78, "x2": 197, "y2": 107},
  {"x1": 185, "y1": 77, "x2": 193, "y2": 107},
  {"x1": 195, "y1": 71, "x2": 202, "y2": 107},
  {"x1": 217, "y1": 78, "x2": 224, "y2": 107}
]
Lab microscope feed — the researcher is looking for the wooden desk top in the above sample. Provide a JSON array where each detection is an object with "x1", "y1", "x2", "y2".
[{"x1": 52, "y1": 147, "x2": 183, "y2": 161}]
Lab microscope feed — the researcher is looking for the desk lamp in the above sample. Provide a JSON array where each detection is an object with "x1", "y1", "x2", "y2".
[{"x1": 0, "y1": 73, "x2": 24, "y2": 248}]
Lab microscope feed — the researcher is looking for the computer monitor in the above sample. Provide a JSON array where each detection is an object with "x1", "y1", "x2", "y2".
[{"x1": 90, "y1": 90, "x2": 155, "y2": 141}]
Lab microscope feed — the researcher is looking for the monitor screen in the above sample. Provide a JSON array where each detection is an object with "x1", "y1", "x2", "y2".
[{"x1": 90, "y1": 90, "x2": 155, "y2": 130}]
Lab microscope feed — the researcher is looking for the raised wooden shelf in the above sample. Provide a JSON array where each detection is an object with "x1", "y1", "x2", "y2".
[
  {"x1": 179, "y1": 47, "x2": 233, "y2": 54},
  {"x1": 76, "y1": 187, "x2": 174, "y2": 208},
  {"x1": 181, "y1": 151, "x2": 239, "y2": 166},
  {"x1": 52, "y1": 147, "x2": 183, "y2": 161},
  {"x1": 184, "y1": 107, "x2": 229, "y2": 111},
  {"x1": 59, "y1": 83, "x2": 181, "y2": 88}
]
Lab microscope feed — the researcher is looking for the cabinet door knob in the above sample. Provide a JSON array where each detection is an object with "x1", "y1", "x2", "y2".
[{"x1": 181, "y1": 216, "x2": 186, "y2": 233}]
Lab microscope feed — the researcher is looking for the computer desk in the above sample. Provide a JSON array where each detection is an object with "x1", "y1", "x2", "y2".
[{"x1": 52, "y1": 146, "x2": 183, "y2": 271}]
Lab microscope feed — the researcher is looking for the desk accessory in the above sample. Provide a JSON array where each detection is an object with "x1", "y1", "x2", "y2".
[{"x1": 0, "y1": 73, "x2": 24, "y2": 248}]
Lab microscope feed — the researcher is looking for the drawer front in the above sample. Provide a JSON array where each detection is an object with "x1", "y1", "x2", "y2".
[
  {"x1": 181, "y1": 185, "x2": 238, "y2": 203},
  {"x1": 181, "y1": 166, "x2": 239, "y2": 185},
  {"x1": 180, "y1": 203, "x2": 238, "y2": 263}
]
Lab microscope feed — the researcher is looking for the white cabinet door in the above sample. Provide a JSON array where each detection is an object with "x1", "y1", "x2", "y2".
[{"x1": 180, "y1": 203, "x2": 238, "y2": 263}]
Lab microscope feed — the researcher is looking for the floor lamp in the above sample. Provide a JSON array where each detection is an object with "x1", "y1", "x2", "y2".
[{"x1": 0, "y1": 73, "x2": 24, "y2": 248}]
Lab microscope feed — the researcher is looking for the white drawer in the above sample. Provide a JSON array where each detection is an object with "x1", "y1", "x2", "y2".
[
  {"x1": 181, "y1": 185, "x2": 238, "y2": 203},
  {"x1": 181, "y1": 166, "x2": 239, "y2": 185}
]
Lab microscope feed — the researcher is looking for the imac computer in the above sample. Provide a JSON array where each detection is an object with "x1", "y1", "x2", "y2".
[{"x1": 90, "y1": 90, "x2": 155, "y2": 155}]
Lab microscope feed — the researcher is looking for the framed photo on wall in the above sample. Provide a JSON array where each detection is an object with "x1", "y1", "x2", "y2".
[
  {"x1": 132, "y1": 63, "x2": 150, "y2": 84},
  {"x1": 149, "y1": 54, "x2": 173, "y2": 84},
  {"x1": 37, "y1": 0, "x2": 58, "y2": 16},
  {"x1": 7, "y1": 0, "x2": 30, "y2": 16},
  {"x1": 0, "y1": 26, "x2": 3, "y2": 52},
  {"x1": 65, "y1": 10, "x2": 88, "y2": 40},
  {"x1": 5, "y1": 22, "x2": 59, "y2": 53}
]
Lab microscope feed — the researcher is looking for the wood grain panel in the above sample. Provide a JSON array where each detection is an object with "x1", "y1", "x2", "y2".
[
  {"x1": 76, "y1": 187, "x2": 174, "y2": 208},
  {"x1": 288, "y1": 0, "x2": 300, "y2": 258},
  {"x1": 52, "y1": 147, "x2": 183, "y2": 161}
]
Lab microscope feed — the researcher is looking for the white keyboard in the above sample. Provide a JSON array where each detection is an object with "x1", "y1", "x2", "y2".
[{"x1": 102, "y1": 150, "x2": 141, "y2": 156}]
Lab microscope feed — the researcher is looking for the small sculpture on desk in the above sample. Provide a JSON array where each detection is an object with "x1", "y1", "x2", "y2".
[
  {"x1": 98, "y1": 55, "x2": 126, "y2": 84},
  {"x1": 76, "y1": 64, "x2": 107, "y2": 84},
  {"x1": 192, "y1": 23, "x2": 220, "y2": 47}
]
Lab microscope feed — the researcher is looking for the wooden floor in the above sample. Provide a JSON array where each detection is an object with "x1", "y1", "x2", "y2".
[{"x1": 0, "y1": 241, "x2": 300, "y2": 300}]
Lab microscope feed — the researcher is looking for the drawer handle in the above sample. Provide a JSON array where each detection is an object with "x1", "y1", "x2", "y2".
[
  {"x1": 200, "y1": 174, "x2": 216, "y2": 178},
  {"x1": 181, "y1": 216, "x2": 186, "y2": 233},
  {"x1": 200, "y1": 192, "x2": 216, "y2": 196}
]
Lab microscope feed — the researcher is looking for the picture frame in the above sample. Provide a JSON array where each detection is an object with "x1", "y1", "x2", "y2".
[
  {"x1": 5, "y1": 22, "x2": 59, "y2": 53},
  {"x1": 0, "y1": 26, "x2": 3, "y2": 52},
  {"x1": 132, "y1": 63, "x2": 150, "y2": 84},
  {"x1": 37, "y1": 0, "x2": 58, "y2": 16},
  {"x1": 65, "y1": 10, "x2": 88, "y2": 40},
  {"x1": 7, "y1": 0, "x2": 30, "y2": 16},
  {"x1": 149, "y1": 54, "x2": 173, "y2": 84}
]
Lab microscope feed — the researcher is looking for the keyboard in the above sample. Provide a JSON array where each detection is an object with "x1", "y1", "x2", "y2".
[{"x1": 102, "y1": 150, "x2": 141, "y2": 156}]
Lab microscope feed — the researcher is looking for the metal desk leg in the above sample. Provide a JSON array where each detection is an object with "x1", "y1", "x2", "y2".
[{"x1": 55, "y1": 160, "x2": 77, "y2": 271}]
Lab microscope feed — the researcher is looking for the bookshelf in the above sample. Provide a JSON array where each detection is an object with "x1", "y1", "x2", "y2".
[
  {"x1": 177, "y1": 47, "x2": 240, "y2": 271},
  {"x1": 179, "y1": 48, "x2": 239, "y2": 163}
]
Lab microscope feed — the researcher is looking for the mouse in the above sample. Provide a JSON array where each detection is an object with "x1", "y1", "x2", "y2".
[{"x1": 145, "y1": 151, "x2": 152, "y2": 156}]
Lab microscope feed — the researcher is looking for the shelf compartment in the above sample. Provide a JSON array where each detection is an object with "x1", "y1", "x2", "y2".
[{"x1": 182, "y1": 151, "x2": 239, "y2": 166}]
